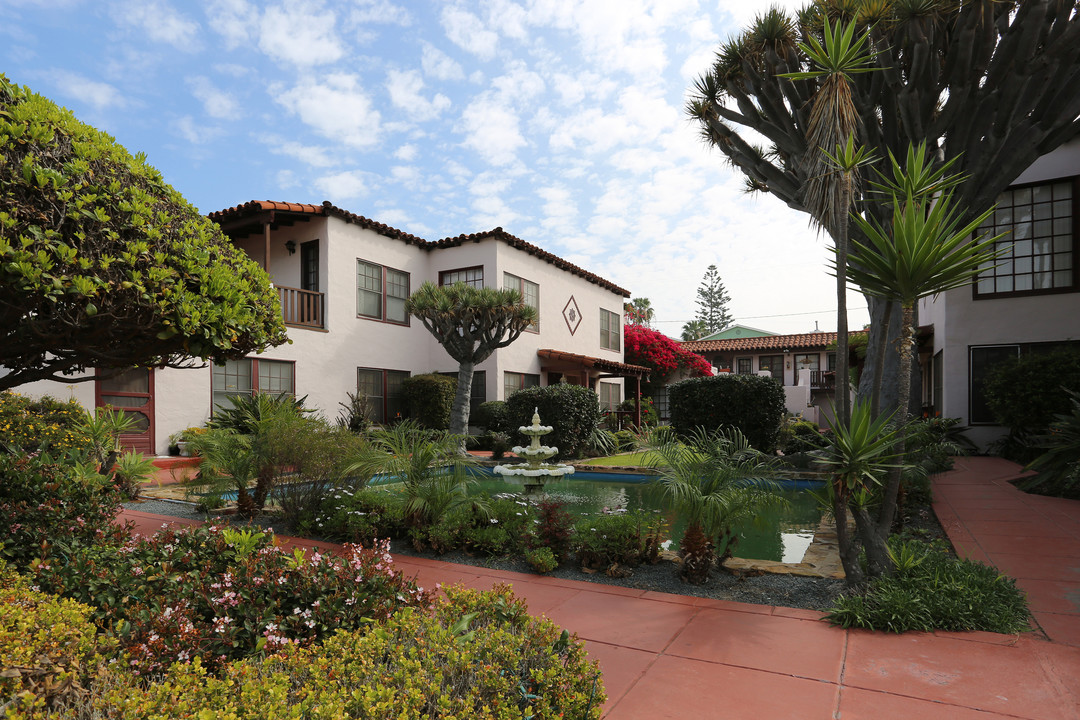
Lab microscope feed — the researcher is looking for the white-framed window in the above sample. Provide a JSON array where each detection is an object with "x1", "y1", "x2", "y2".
[
  {"x1": 504, "y1": 272, "x2": 539, "y2": 331},
  {"x1": 600, "y1": 308, "x2": 621, "y2": 351},
  {"x1": 357, "y1": 260, "x2": 409, "y2": 324},
  {"x1": 212, "y1": 358, "x2": 294, "y2": 412},
  {"x1": 439, "y1": 267, "x2": 484, "y2": 288},
  {"x1": 598, "y1": 382, "x2": 620, "y2": 411}
]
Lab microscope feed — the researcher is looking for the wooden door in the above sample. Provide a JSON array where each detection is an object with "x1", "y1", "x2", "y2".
[{"x1": 96, "y1": 368, "x2": 155, "y2": 455}]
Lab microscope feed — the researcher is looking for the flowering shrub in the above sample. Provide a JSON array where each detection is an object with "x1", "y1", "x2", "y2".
[
  {"x1": 624, "y1": 325, "x2": 712, "y2": 394},
  {"x1": 0, "y1": 392, "x2": 91, "y2": 454},
  {"x1": 32, "y1": 524, "x2": 432, "y2": 673},
  {"x1": 531, "y1": 497, "x2": 575, "y2": 561},
  {"x1": 317, "y1": 487, "x2": 406, "y2": 544},
  {"x1": 0, "y1": 452, "x2": 128, "y2": 570},
  {"x1": 0, "y1": 564, "x2": 115, "y2": 715},
  {"x1": 85, "y1": 585, "x2": 604, "y2": 719}
]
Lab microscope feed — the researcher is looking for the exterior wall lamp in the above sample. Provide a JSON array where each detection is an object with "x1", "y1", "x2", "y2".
[{"x1": 285, "y1": 240, "x2": 297, "y2": 255}]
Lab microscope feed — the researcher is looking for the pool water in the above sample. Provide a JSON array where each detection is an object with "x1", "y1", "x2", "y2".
[{"x1": 470, "y1": 472, "x2": 824, "y2": 563}]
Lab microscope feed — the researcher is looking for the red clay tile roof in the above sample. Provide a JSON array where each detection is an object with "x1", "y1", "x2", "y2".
[
  {"x1": 682, "y1": 330, "x2": 864, "y2": 353},
  {"x1": 208, "y1": 201, "x2": 628, "y2": 296},
  {"x1": 537, "y1": 348, "x2": 649, "y2": 376}
]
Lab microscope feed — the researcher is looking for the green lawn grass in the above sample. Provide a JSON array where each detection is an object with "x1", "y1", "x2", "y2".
[{"x1": 578, "y1": 451, "x2": 662, "y2": 467}]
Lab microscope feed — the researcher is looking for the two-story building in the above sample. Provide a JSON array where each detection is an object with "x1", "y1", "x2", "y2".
[
  {"x1": 918, "y1": 139, "x2": 1080, "y2": 449},
  {"x1": 16, "y1": 200, "x2": 646, "y2": 455}
]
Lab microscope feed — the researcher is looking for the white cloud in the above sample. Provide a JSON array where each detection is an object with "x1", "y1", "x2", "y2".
[
  {"x1": 174, "y1": 115, "x2": 221, "y2": 144},
  {"x1": 114, "y1": 0, "x2": 200, "y2": 50},
  {"x1": 441, "y1": 6, "x2": 498, "y2": 60},
  {"x1": 275, "y1": 74, "x2": 381, "y2": 149},
  {"x1": 315, "y1": 170, "x2": 369, "y2": 201},
  {"x1": 187, "y1": 76, "x2": 240, "y2": 120},
  {"x1": 385, "y1": 69, "x2": 451, "y2": 121},
  {"x1": 259, "y1": 135, "x2": 338, "y2": 167},
  {"x1": 348, "y1": 0, "x2": 411, "y2": 25},
  {"x1": 394, "y1": 144, "x2": 419, "y2": 161},
  {"x1": 48, "y1": 71, "x2": 126, "y2": 110},
  {"x1": 460, "y1": 95, "x2": 525, "y2": 166},
  {"x1": 259, "y1": 1, "x2": 344, "y2": 67},
  {"x1": 205, "y1": 0, "x2": 254, "y2": 49},
  {"x1": 421, "y1": 42, "x2": 465, "y2": 81}
]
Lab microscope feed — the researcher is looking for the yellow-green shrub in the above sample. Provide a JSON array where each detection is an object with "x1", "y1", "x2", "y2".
[
  {"x1": 93, "y1": 585, "x2": 604, "y2": 719},
  {"x1": 0, "y1": 393, "x2": 91, "y2": 455},
  {"x1": 0, "y1": 564, "x2": 115, "y2": 715}
]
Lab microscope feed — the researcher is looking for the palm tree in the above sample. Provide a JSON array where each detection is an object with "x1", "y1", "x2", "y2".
[
  {"x1": 625, "y1": 298, "x2": 655, "y2": 328},
  {"x1": 681, "y1": 319, "x2": 709, "y2": 341},
  {"x1": 347, "y1": 420, "x2": 479, "y2": 528},
  {"x1": 842, "y1": 147, "x2": 1005, "y2": 542},
  {"x1": 779, "y1": 17, "x2": 877, "y2": 428},
  {"x1": 407, "y1": 283, "x2": 536, "y2": 438},
  {"x1": 647, "y1": 427, "x2": 783, "y2": 585}
]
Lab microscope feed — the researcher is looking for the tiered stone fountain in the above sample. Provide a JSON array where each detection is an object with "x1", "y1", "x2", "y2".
[{"x1": 493, "y1": 408, "x2": 575, "y2": 494}]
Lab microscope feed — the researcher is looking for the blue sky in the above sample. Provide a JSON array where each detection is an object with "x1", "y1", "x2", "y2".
[{"x1": 1, "y1": 0, "x2": 869, "y2": 336}]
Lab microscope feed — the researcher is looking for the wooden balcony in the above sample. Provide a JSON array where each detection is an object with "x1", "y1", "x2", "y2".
[
  {"x1": 276, "y1": 285, "x2": 324, "y2": 329},
  {"x1": 810, "y1": 370, "x2": 835, "y2": 391}
]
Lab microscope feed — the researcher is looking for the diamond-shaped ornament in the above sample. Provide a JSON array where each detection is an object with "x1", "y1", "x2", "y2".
[{"x1": 562, "y1": 296, "x2": 582, "y2": 335}]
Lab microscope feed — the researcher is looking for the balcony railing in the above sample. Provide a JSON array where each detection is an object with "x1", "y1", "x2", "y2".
[
  {"x1": 276, "y1": 285, "x2": 324, "y2": 329},
  {"x1": 809, "y1": 370, "x2": 835, "y2": 391}
]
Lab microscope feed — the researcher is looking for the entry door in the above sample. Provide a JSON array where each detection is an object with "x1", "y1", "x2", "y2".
[{"x1": 96, "y1": 368, "x2": 155, "y2": 455}]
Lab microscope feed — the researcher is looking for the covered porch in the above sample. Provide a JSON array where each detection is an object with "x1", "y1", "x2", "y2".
[{"x1": 536, "y1": 349, "x2": 649, "y2": 427}]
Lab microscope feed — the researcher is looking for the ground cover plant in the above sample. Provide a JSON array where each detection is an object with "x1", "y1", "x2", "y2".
[{"x1": 827, "y1": 537, "x2": 1030, "y2": 634}]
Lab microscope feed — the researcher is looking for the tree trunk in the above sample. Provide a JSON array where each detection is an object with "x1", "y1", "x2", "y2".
[
  {"x1": 834, "y1": 193, "x2": 851, "y2": 427},
  {"x1": 450, "y1": 361, "x2": 475, "y2": 439},
  {"x1": 859, "y1": 297, "x2": 919, "y2": 418},
  {"x1": 869, "y1": 299, "x2": 892, "y2": 419},
  {"x1": 877, "y1": 304, "x2": 916, "y2": 537},
  {"x1": 852, "y1": 504, "x2": 891, "y2": 577},
  {"x1": 831, "y1": 485, "x2": 864, "y2": 588}
]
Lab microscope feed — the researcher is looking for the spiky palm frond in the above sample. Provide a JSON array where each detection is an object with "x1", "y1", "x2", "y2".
[
  {"x1": 868, "y1": 140, "x2": 964, "y2": 201},
  {"x1": 647, "y1": 427, "x2": 784, "y2": 540},
  {"x1": 747, "y1": 6, "x2": 799, "y2": 57},
  {"x1": 816, "y1": 400, "x2": 904, "y2": 492},
  {"x1": 841, "y1": 190, "x2": 1006, "y2": 307}
]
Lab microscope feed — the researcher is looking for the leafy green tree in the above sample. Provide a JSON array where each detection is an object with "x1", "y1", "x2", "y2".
[
  {"x1": 681, "y1": 319, "x2": 709, "y2": 341},
  {"x1": 0, "y1": 75, "x2": 287, "y2": 391},
  {"x1": 693, "y1": 264, "x2": 732, "y2": 334},
  {"x1": 406, "y1": 282, "x2": 536, "y2": 437},
  {"x1": 687, "y1": 1, "x2": 1080, "y2": 413}
]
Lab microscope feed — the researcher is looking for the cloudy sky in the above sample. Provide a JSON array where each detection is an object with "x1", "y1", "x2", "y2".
[{"x1": 1, "y1": 0, "x2": 869, "y2": 337}]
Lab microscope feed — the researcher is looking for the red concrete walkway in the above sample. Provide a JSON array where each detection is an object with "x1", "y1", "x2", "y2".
[
  {"x1": 121, "y1": 457, "x2": 1080, "y2": 719},
  {"x1": 933, "y1": 455, "x2": 1080, "y2": 648}
]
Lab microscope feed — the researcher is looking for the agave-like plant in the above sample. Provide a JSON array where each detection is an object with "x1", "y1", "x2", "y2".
[
  {"x1": 647, "y1": 427, "x2": 783, "y2": 585},
  {"x1": 347, "y1": 420, "x2": 479, "y2": 528},
  {"x1": 815, "y1": 400, "x2": 905, "y2": 584}
]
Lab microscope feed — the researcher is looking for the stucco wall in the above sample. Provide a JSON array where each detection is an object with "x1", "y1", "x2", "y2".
[{"x1": 9, "y1": 215, "x2": 631, "y2": 454}]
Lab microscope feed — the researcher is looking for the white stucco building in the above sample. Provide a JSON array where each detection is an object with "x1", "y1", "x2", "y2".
[
  {"x1": 918, "y1": 140, "x2": 1080, "y2": 449},
  {"x1": 15, "y1": 200, "x2": 646, "y2": 455}
]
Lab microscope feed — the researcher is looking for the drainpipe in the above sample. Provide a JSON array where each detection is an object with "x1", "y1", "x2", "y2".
[{"x1": 263, "y1": 213, "x2": 273, "y2": 272}]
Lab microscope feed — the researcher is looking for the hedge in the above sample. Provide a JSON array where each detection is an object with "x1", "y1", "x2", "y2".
[
  {"x1": 506, "y1": 384, "x2": 603, "y2": 459},
  {"x1": 669, "y1": 374, "x2": 786, "y2": 452},
  {"x1": 400, "y1": 373, "x2": 457, "y2": 429}
]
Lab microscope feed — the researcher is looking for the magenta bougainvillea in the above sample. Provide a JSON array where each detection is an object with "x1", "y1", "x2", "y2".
[{"x1": 624, "y1": 325, "x2": 713, "y2": 387}]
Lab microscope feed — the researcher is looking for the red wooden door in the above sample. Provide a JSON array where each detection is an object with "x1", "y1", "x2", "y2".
[{"x1": 96, "y1": 368, "x2": 155, "y2": 455}]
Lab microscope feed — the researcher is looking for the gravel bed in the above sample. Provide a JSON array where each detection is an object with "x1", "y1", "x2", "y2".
[{"x1": 125, "y1": 497, "x2": 846, "y2": 612}]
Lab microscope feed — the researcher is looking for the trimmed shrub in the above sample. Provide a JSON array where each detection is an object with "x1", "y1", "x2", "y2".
[
  {"x1": 76, "y1": 586, "x2": 604, "y2": 719},
  {"x1": 0, "y1": 452, "x2": 128, "y2": 570},
  {"x1": 31, "y1": 524, "x2": 432, "y2": 673},
  {"x1": 984, "y1": 348, "x2": 1080, "y2": 460},
  {"x1": 0, "y1": 565, "x2": 116, "y2": 715},
  {"x1": 474, "y1": 400, "x2": 511, "y2": 432},
  {"x1": 506, "y1": 384, "x2": 603, "y2": 459},
  {"x1": 827, "y1": 538, "x2": 1030, "y2": 633},
  {"x1": 0, "y1": 393, "x2": 91, "y2": 455},
  {"x1": 525, "y1": 546, "x2": 559, "y2": 573},
  {"x1": 778, "y1": 417, "x2": 827, "y2": 454},
  {"x1": 400, "y1": 373, "x2": 457, "y2": 429},
  {"x1": 573, "y1": 510, "x2": 662, "y2": 571},
  {"x1": 668, "y1": 374, "x2": 786, "y2": 452}
]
